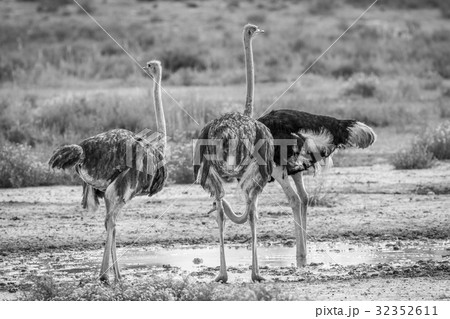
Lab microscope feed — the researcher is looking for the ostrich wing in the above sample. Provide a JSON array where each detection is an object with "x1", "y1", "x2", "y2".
[
  {"x1": 258, "y1": 109, "x2": 372, "y2": 175},
  {"x1": 78, "y1": 129, "x2": 165, "y2": 193}
]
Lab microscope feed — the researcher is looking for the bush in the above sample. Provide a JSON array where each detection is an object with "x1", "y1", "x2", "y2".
[
  {"x1": 343, "y1": 73, "x2": 379, "y2": 98},
  {"x1": 420, "y1": 121, "x2": 450, "y2": 159},
  {"x1": 391, "y1": 142, "x2": 434, "y2": 170},
  {"x1": 308, "y1": 0, "x2": 338, "y2": 15},
  {"x1": 160, "y1": 48, "x2": 206, "y2": 73},
  {"x1": 36, "y1": 0, "x2": 71, "y2": 13},
  {"x1": 0, "y1": 142, "x2": 78, "y2": 188},
  {"x1": 331, "y1": 64, "x2": 356, "y2": 79},
  {"x1": 391, "y1": 121, "x2": 450, "y2": 169},
  {"x1": 432, "y1": 44, "x2": 450, "y2": 79},
  {"x1": 166, "y1": 142, "x2": 195, "y2": 184},
  {"x1": 246, "y1": 13, "x2": 266, "y2": 24}
]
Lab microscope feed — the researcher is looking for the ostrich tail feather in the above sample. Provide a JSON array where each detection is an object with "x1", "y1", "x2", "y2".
[
  {"x1": 347, "y1": 122, "x2": 377, "y2": 148},
  {"x1": 81, "y1": 183, "x2": 103, "y2": 213},
  {"x1": 49, "y1": 144, "x2": 84, "y2": 170}
]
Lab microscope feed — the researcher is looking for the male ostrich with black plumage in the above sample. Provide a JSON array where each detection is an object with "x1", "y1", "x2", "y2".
[
  {"x1": 194, "y1": 24, "x2": 272, "y2": 283},
  {"x1": 49, "y1": 60, "x2": 167, "y2": 283},
  {"x1": 258, "y1": 110, "x2": 376, "y2": 266}
]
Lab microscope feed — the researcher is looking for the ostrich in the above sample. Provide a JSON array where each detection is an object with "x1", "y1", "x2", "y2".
[
  {"x1": 257, "y1": 110, "x2": 376, "y2": 267},
  {"x1": 194, "y1": 24, "x2": 272, "y2": 283},
  {"x1": 49, "y1": 60, "x2": 167, "y2": 283}
]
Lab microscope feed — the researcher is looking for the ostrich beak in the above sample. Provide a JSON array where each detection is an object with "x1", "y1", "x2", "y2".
[
  {"x1": 143, "y1": 66, "x2": 154, "y2": 78},
  {"x1": 256, "y1": 28, "x2": 264, "y2": 34}
]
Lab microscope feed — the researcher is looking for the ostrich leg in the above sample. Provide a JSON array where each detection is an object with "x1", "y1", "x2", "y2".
[
  {"x1": 215, "y1": 199, "x2": 228, "y2": 283},
  {"x1": 100, "y1": 197, "x2": 124, "y2": 283},
  {"x1": 272, "y1": 167, "x2": 305, "y2": 267},
  {"x1": 111, "y1": 228, "x2": 121, "y2": 280},
  {"x1": 292, "y1": 172, "x2": 308, "y2": 267},
  {"x1": 247, "y1": 193, "x2": 264, "y2": 282},
  {"x1": 100, "y1": 215, "x2": 114, "y2": 283}
]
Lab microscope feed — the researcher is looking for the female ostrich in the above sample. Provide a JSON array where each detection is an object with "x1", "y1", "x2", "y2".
[
  {"x1": 194, "y1": 24, "x2": 272, "y2": 283},
  {"x1": 49, "y1": 60, "x2": 167, "y2": 283}
]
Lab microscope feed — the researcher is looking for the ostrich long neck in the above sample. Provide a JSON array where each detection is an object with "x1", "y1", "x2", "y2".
[
  {"x1": 243, "y1": 35, "x2": 254, "y2": 117},
  {"x1": 153, "y1": 73, "x2": 166, "y2": 150}
]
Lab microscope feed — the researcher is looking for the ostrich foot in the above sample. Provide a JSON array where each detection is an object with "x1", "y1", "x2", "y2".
[
  {"x1": 297, "y1": 256, "x2": 307, "y2": 268},
  {"x1": 99, "y1": 274, "x2": 110, "y2": 285},
  {"x1": 214, "y1": 273, "x2": 228, "y2": 283},
  {"x1": 251, "y1": 273, "x2": 265, "y2": 283}
]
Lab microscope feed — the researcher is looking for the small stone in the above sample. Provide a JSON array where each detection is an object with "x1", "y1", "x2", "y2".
[{"x1": 193, "y1": 258, "x2": 203, "y2": 265}]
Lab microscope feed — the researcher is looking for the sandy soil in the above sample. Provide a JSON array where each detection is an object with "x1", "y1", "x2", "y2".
[{"x1": 1, "y1": 162, "x2": 449, "y2": 300}]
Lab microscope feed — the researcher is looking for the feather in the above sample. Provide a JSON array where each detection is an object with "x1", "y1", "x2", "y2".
[
  {"x1": 346, "y1": 121, "x2": 377, "y2": 148},
  {"x1": 193, "y1": 122, "x2": 213, "y2": 188},
  {"x1": 81, "y1": 183, "x2": 103, "y2": 212},
  {"x1": 258, "y1": 109, "x2": 375, "y2": 175},
  {"x1": 49, "y1": 144, "x2": 84, "y2": 170}
]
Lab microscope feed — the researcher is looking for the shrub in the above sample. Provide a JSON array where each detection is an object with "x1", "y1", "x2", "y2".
[
  {"x1": 166, "y1": 142, "x2": 195, "y2": 184},
  {"x1": 392, "y1": 121, "x2": 450, "y2": 169},
  {"x1": 343, "y1": 73, "x2": 379, "y2": 98},
  {"x1": 0, "y1": 142, "x2": 79, "y2": 188},
  {"x1": 331, "y1": 64, "x2": 355, "y2": 79},
  {"x1": 391, "y1": 142, "x2": 434, "y2": 170},
  {"x1": 432, "y1": 44, "x2": 450, "y2": 79},
  {"x1": 36, "y1": 0, "x2": 71, "y2": 13},
  {"x1": 308, "y1": 0, "x2": 338, "y2": 15},
  {"x1": 246, "y1": 13, "x2": 266, "y2": 24},
  {"x1": 160, "y1": 48, "x2": 206, "y2": 73},
  {"x1": 420, "y1": 121, "x2": 450, "y2": 159}
]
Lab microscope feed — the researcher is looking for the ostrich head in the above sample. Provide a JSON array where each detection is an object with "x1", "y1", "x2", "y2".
[
  {"x1": 243, "y1": 23, "x2": 264, "y2": 40},
  {"x1": 143, "y1": 60, "x2": 161, "y2": 79}
]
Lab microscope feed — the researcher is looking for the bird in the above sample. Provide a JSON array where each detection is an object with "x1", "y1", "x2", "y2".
[
  {"x1": 257, "y1": 109, "x2": 376, "y2": 267},
  {"x1": 48, "y1": 60, "x2": 167, "y2": 283},
  {"x1": 194, "y1": 24, "x2": 272, "y2": 283},
  {"x1": 207, "y1": 25, "x2": 377, "y2": 269}
]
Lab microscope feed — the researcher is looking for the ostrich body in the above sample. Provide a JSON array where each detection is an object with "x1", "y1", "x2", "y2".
[
  {"x1": 194, "y1": 24, "x2": 272, "y2": 283},
  {"x1": 257, "y1": 109, "x2": 376, "y2": 266},
  {"x1": 49, "y1": 61, "x2": 167, "y2": 283}
]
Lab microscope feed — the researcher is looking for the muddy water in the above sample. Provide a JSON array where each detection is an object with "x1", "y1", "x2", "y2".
[
  {"x1": 118, "y1": 241, "x2": 449, "y2": 270},
  {"x1": 3, "y1": 241, "x2": 448, "y2": 283}
]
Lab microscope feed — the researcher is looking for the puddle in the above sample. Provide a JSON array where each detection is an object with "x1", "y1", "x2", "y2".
[
  {"x1": 117, "y1": 241, "x2": 449, "y2": 271},
  {"x1": 2, "y1": 241, "x2": 448, "y2": 282}
]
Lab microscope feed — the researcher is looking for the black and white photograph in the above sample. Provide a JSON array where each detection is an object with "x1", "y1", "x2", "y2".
[{"x1": 0, "y1": 0, "x2": 449, "y2": 311}]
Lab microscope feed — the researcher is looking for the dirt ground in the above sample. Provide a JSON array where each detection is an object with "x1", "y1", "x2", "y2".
[{"x1": 1, "y1": 160, "x2": 450, "y2": 300}]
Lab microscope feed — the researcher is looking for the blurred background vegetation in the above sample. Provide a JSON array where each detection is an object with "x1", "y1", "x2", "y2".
[{"x1": 1, "y1": 0, "x2": 450, "y2": 186}]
